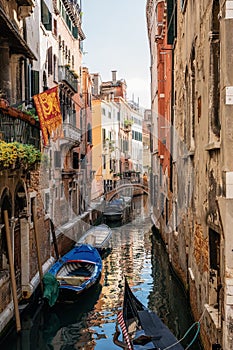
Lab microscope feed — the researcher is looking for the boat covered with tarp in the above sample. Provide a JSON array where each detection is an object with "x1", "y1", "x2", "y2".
[{"x1": 114, "y1": 278, "x2": 185, "y2": 350}]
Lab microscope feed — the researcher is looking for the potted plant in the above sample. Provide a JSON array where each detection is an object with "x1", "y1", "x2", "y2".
[{"x1": 124, "y1": 119, "x2": 133, "y2": 128}]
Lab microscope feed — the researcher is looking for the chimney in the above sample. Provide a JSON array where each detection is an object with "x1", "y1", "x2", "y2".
[{"x1": 112, "y1": 70, "x2": 117, "y2": 84}]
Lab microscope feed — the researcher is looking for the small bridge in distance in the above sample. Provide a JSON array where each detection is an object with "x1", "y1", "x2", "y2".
[{"x1": 105, "y1": 183, "x2": 149, "y2": 202}]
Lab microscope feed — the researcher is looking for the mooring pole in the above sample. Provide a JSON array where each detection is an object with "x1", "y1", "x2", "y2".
[
  {"x1": 4, "y1": 210, "x2": 21, "y2": 333},
  {"x1": 50, "y1": 219, "x2": 59, "y2": 260},
  {"x1": 32, "y1": 202, "x2": 43, "y2": 293}
]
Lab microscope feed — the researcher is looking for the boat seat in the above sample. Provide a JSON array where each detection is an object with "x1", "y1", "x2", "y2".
[{"x1": 56, "y1": 275, "x2": 87, "y2": 286}]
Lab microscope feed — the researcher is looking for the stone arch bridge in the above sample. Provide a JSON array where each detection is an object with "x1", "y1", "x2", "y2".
[{"x1": 105, "y1": 183, "x2": 149, "y2": 201}]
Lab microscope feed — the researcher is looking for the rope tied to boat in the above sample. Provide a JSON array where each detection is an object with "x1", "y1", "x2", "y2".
[{"x1": 162, "y1": 308, "x2": 206, "y2": 350}]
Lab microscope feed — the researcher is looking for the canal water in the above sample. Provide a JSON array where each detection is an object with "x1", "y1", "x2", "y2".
[{"x1": 0, "y1": 195, "x2": 203, "y2": 350}]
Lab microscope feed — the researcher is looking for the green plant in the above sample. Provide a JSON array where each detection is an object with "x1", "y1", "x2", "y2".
[
  {"x1": 17, "y1": 105, "x2": 39, "y2": 121},
  {"x1": 0, "y1": 141, "x2": 41, "y2": 169},
  {"x1": 124, "y1": 119, "x2": 133, "y2": 127}
]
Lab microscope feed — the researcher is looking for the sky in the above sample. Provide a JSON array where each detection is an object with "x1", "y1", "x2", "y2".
[{"x1": 82, "y1": 0, "x2": 151, "y2": 109}]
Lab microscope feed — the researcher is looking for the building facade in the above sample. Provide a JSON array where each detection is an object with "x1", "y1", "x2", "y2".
[
  {"x1": 147, "y1": 0, "x2": 233, "y2": 349},
  {"x1": 0, "y1": 0, "x2": 52, "y2": 333},
  {"x1": 26, "y1": 0, "x2": 90, "y2": 245},
  {"x1": 91, "y1": 71, "x2": 145, "y2": 199},
  {"x1": 0, "y1": 0, "x2": 92, "y2": 334}
]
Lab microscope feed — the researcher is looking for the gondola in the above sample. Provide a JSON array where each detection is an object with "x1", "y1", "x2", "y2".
[
  {"x1": 114, "y1": 278, "x2": 184, "y2": 350},
  {"x1": 43, "y1": 244, "x2": 102, "y2": 305}
]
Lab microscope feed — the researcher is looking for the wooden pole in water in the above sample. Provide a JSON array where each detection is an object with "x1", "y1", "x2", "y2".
[
  {"x1": 4, "y1": 210, "x2": 21, "y2": 333},
  {"x1": 32, "y1": 203, "x2": 43, "y2": 293},
  {"x1": 50, "y1": 219, "x2": 59, "y2": 260}
]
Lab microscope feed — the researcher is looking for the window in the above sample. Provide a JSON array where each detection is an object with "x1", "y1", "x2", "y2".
[
  {"x1": 209, "y1": 229, "x2": 220, "y2": 272},
  {"x1": 53, "y1": 18, "x2": 57, "y2": 36},
  {"x1": 44, "y1": 191, "x2": 50, "y2": 215},
  {"x1": 29, "y1": 193, "x2": 36, "y2": 225},
  {"x1": 31, "y1": 70, "x2": 39, "y2": 96},
  {"x1": 209, "y1": 1, "x2": 220, "y2": 138},
  {"x1": 167, "y1": 0, "x2": 177, "y2": 44},
  {"x1": 43, "y1": 71, "x2": 48, "y2": 91},
  {"x1": 102, "y1": 128, "x2": 106, "y2": 142},
  {"x1": 48, "y1": 47, "x2": 53, "y2": 75},
  {"x1": 60, "y1": 183, "x2": 64, "y2": 198},
  {"x1": 87, "y1": 123, "x2": 92, "y2": 144},
  {"x1": 103, "y1": 155, "x2": 106, "y2": 169},
  {"x1": 123, "y1": 140, "x2": 128, "y2": 152},
  {"x1": 41, "y1": 0, "x2": 52, "y2": 30},
  {"x1": 73, "y1": 152, "x2": 79, "y2": 169},
  {"x1": 53, "y1": 55, "x2": 58, "y2": 82},
  {"x1": 54, "y1": 151, "x2": 61, "y2": 168},
  {"x1": 72, "y1": 26, "x2": 78, "y2": 39},
  {"x1": 81, "y1": 154, "x2": 85, "y2": 169}
]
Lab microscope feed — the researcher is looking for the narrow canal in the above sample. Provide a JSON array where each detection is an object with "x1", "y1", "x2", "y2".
[{"x1": 0, "y1": 195, "x2": 203, "y2": 350}]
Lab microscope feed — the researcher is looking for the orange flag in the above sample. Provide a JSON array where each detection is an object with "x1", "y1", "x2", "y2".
[{"x1": 33, "y1": 86, "x2": 63, "y2": 146}]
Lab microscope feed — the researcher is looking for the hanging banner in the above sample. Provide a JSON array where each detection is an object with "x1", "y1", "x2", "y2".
[{"x1": 33, "y1": 86, "x2": 63, "y2": 146}]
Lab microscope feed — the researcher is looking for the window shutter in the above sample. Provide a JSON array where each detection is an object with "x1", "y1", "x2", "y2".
[
  {"x1": 31, "y1": 70, "x2": 39, "y2": 96},
  {"x1": 54, "y1": 151, "x2": 61, "y2": 168},
  {"x1": 48, "y1": 46, "x2": 53, "y2": 75}
]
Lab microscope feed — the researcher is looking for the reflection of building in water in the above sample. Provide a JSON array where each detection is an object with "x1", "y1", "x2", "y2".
[
  {"x1": 93, "y1": 224, "x2": 151, "y2": 321},
  {"x1": 54, "y1": 322, "x2": 95, "y2": 350},
  {"x1": 148, "y1": 231, "x2": 202, "y2": 349}
]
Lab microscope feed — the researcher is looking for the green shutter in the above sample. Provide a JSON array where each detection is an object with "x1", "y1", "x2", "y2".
[
  {"x1": 31, "y1": 70, "x2": 39, "y2": 96},
  {"x1": 167, "y1": 0, "x2": 177, "y2": 45}
]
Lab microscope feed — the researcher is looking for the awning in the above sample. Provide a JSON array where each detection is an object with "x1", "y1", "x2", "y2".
[{"x1": 0, "y1": 7, "x2": 37, "y2": 60}]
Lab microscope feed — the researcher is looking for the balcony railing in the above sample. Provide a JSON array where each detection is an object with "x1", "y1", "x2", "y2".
[
  {"x1": 62, "y1": 122, "x2": 81, "y2": 144},
  {"x1": 58, "y1": 66, "x2": 78, "y2": 92},
  {"x1": 0, "y1": 107, "x2": 40, "y2": 148}
]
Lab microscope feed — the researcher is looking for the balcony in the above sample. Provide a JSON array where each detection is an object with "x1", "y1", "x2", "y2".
[
  {"x1": 58, "y1": 66, "x2": 78, "y2": 92},
  {"x1": 0, "y1": 104, "x2": 40, "y2": 148},
  {"x1": 61, "y1": 122, "x2": 81, "y2": 146},
  {"x1": 0, "y1": 3, "x2": 36, "y2": 59}
]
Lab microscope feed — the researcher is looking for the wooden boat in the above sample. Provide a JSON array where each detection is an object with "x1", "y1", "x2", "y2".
[
  {"x1": 43, "y1": 244, "x2": 102, "y2": 304},
  {"x1": 114, "y1": 278, "x2": 184, "y2": 350},
  {"x1": 77, "y1": 224, "x2": 112, "y2": 254},
  {"x1": 103, "y1": 198, "x2": 125, "y2": 221}
]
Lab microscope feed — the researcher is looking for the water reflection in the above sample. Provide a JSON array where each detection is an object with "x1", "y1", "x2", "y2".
[
  {"x1": 43, "y1": 283, "x2": 102, "y2": 349},
  {"x1": 0, "y1": 195, "x2": 202, "y2": 350},
  {"x1": 149, "y1": 231, "x2": 202, "y2": 349}
]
